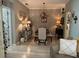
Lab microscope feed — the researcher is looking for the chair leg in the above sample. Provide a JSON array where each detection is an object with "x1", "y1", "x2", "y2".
[
  {"x1": 44, "y1": 42, "x2": 46, "y2": 45},
  {"x1": 38, "y1": 40, "x2": 47, "y2": 45},
  {"x1": 38, "y1": 40, "x2": 40, "y2": 45}
]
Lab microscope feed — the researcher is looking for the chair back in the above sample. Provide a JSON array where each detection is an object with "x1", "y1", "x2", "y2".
[{"x1": 38, "y1": 28, "x2": 46, "y2": 40}]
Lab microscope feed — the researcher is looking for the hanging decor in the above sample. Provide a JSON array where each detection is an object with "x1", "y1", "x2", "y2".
[
  {"x1": 40, "y1": 2, "x2": 47, "y2": 23},
  {"x1": 74, "y1": 16, "x2": 78, "y2": 24}
]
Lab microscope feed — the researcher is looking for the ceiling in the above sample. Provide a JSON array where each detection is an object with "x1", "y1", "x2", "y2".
[{"x1": 18, "y1": 0, "x2": 69, "y2": 9}]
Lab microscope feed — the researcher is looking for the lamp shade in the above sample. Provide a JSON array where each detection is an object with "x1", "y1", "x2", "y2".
[{"x1": 56, "y1": 21, "x2": 60, "y2": 24}]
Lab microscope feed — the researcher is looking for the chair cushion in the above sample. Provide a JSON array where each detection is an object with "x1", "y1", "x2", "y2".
[
  {"x1": 59, "y1": 39, "x2": 77, "y2": 57},
  {"x1": 50, "y1": 40, "x2": 73, "y2": 58},
  {"x1": 50, "y1": 39, "x2": 79, "y2": 58}
]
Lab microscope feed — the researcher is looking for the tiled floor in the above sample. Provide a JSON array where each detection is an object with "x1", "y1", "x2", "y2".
[{"x1": 6, "y1": 39, "x2": 51, "y2": 58}]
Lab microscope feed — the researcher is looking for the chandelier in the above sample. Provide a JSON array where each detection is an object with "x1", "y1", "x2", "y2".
[{"x1": 40, "y1": 2, "x2": 48, "y2": 23}]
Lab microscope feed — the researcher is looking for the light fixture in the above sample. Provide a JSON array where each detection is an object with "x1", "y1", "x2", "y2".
[
  {"x1": 55, "y1": 14, "x2": 61, "y2": 25},
  {"x1": 17, "y1": 14, "x2": 23, "y2": 21},
  {"x1": 25, "y1": 3, "x2": 28, "y2": 5},
  {"x1": 74, "y1": 16, "x2": 78, "y2": 24},
  {"x1": 71, "y1": 11, "x2": 78, "y2": 24},
  {"x1": 55, "y1": 15, "x2": 61, "y2": 21},
  {"x1": 40, "y1": 2, "x2": 47, "y2": 23},
  {"x1": 56, "y1": 21, "x2": 60, "y2": 24},
  {"x1": 27, "y1": 21, "x2": 31, "y2": 24}
]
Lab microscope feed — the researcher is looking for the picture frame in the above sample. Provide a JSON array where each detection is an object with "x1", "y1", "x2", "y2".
[{"x1": 40, "y1": 12, "x2": 47, "y2": 23}]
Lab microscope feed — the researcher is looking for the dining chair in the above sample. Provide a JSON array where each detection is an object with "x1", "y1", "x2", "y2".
[{"x1": 38, "y1": 28, "x2": 47, "y2": 45}]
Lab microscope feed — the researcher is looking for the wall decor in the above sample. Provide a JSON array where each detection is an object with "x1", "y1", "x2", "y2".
[
  {"x1": 74, "y1": 16, "x2": 78, "y2": 24},
  {"x1": 40, "y1": 12, "x2": 47, "y2": 23},
  {"x1": 17, "y1": 10, "x2": 28, "y2": 22},
  {"x1": 71, "y1": 11, "x2": 78, "y2": 24},
  {"x1": 40, "y1": 2, "x2": 47, "y2": 23},
  {"x1": 67, "y1": 12, "x2": 72, "y2": 23}
]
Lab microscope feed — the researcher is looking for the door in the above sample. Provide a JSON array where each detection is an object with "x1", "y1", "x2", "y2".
[
  {"x1": 2, "y1": 5, "x2": 12, "y2": 48},
  {"x1": 0, "y1": 5, "x2": 4, "y2": 58}
]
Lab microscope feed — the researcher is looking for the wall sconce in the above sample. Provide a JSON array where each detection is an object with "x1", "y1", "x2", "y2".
[
  {"x1": 74, "y1": 16, "x2": 78, "y2": 24},
  {"x1": 71, "y1": 11, "x2": 78, "y2": 24},
  {"x1": 27, "y1": 21, "x2": 31, "y2": 24},
  {"x1": 56, "y1": 21, "x2": 60, "y2": 24}
]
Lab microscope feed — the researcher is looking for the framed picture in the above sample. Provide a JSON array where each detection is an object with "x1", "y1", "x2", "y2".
[{"x1": 40, "y1": 12, "x2": 47, "y2": 23}]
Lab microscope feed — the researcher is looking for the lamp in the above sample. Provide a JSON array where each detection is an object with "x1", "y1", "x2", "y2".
[{"x1": 40, "y1": 2, "x2": 47, "y2": 23}]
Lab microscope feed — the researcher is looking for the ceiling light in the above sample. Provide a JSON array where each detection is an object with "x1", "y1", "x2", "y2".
[{"x1": 25, "y1": 3, "x2": 28, "y2": 5}]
